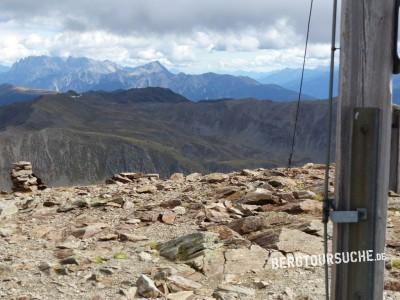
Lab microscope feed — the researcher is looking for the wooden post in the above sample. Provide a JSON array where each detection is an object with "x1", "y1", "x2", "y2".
[
  {"x1": 389, "y1": 105, "x2": 400, "y2": 193},
  {"x1": 332, "y1": 0, "x2": 394, "y2": 299}
]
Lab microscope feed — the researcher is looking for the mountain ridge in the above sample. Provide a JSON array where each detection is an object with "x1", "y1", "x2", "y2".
[
  {"x1": 252, "y1": 67, "x2": 339, "y2": 99},
  {"x1": 0, "y1": 87, "x2": 332, "y2": 189},
  {"x1": 0, "y1": 83, "x2": 56, "y2": 106},
  {"x1": 0, "y1": 56, "x2": 310, "y2": 102}
]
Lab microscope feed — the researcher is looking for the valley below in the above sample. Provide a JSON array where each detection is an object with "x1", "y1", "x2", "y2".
[{"x1": 0, "y1": 87, "x2": 334, "y2": 190}]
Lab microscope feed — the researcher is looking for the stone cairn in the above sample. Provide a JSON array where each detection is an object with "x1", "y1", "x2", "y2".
[{"x1": 10, "y1": 161, "x2": 47, "y2": 192}]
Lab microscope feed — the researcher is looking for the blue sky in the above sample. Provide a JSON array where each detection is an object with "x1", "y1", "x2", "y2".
[{"x1": 0, "y1": 0, "x2": 337, "y2": 73}]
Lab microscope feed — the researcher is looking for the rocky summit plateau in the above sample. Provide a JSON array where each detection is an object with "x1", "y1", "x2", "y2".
[{"x1": 0, "y1": 163, "x2": 399, "y2": 300}]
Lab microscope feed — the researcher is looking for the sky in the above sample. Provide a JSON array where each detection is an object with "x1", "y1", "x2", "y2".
[{"x1": 0, "y1": 0, "x2": 338, "y2": 74}]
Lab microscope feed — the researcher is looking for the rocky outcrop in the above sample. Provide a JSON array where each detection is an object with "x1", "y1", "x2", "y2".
[{"x1": 106, "y1": 172, "x2": 160, "y2": 185}]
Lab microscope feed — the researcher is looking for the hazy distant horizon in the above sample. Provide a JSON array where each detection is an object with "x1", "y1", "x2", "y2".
[{"x1": 0, "y1": 54, "x2": 334, "y2": 78}]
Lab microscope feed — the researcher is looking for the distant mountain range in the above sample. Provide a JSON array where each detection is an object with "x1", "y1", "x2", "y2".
[
  {"x1": 0, "y1": 56, "x2": 308, "y2": 102},
  {"x1": 3, "y1": 56, "x2": 400, "y2": 103},
  {"x1": 256, "y1": 67, "x2": 400, "y2": 103},
  {"x1": 0, "y1": 87, "x2": 332, "y2": 189},
  {"x1": 0, "y1": 65, "x2": 9, "y2": 73},
  {"x1": 256, "y1": 67, "x2": 339, "y2": 99}
]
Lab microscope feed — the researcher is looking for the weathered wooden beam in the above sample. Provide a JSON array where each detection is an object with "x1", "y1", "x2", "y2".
[{"x1": 332, "y1": 0, "x2": 394, "y2": 299}]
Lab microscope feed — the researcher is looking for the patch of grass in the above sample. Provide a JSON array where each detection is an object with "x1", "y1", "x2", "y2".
[
  {"x1": 113, "y1": 251, "x2": 128, "y2": 260},
  {"x1": 280, "y1": 186, "x2": 290, "y2": 192},
  {"x1": 392, "y1": 258, "x2": 400, "y2": 269},
  {"x1": 151, "y1": 250, "x2": 160, "y2": 257},
  {"x1": 313, "y1": 193, "x2": 324, "y2": 202},
  {"x1": 296, "y1": 182, "x2": 305, "y2": 190},
  {"x1": 92, "y1": 256, "x2": 104, "y2": 264},
  {"x1": 147, "y1": 241, "x2": 158, "y2": 250}
]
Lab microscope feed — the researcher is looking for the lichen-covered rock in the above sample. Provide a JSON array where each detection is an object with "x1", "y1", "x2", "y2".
[{"x1": 157, "y1": 232, "x2": 222, "y2": 261}]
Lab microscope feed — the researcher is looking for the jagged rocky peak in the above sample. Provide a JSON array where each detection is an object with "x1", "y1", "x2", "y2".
[
  {"x1": 127, "y1": 60, "x2": 171, "y2": 76},
  {"x1": 10, "y1": 55, "x2": 120, "y2": 75}
]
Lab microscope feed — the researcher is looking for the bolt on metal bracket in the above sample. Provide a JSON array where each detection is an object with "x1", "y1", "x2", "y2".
[{"x1": 330, "y1": 208, "x2": 367, "y2": 223}]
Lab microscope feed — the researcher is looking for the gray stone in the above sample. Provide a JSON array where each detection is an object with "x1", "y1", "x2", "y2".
[
  {"x1": 157, "y1": 232, "x2": 222, "y2": 261},
  {"x1": 276, "y1": 228, "x2": 323, "y2": 255},
  {"x1": 38, "y1": 262, "x2": 52, "y2": 274},
  {"x1": 71, "y1": 223, "x2": 108, "y2": 239},
  {"x1": 298, "y1": 200, "x2": 321, "y2": 213},
  {"x1": 0, "y1": 226, "x2": 15, "y2": 237},
  {"x1": 228, "y1": 216, "x2": 266, "y2": 235},
  {"x1": 205, "y1": 203, "x2": 231, "y2": 223},
  {"x1": 166, "y1": 274, "x2": 202, "y2": 292},
  {"x1": 241, "y1": 169, "x2": 261, "y2": 177},
  {"x1": 136, "y1": 185, "x2": 157, "y2": 194},
  {"x1": 0, "y1": 201, "x2": 18, "y2": 218},
  {"x1": 268, "y1": 176, "x2": 297, "y2": 188},
  {"x1": 217, "y1": 284, "x2": 256, "y2": 296},
  {"x1": 136, "y1": 274, "x2": 162, "y2": 298},
  {"x1": 190, "y1": 247, "x2": 225, "y2": 281},
  {"x1": 213, "y1": 291, "x2": 238, "y2": 300},
  {"x1": 294, "y1": 190, "x2": 317, "y2": 199},
  {"x1": 120, "y1": 287, "x2": 137, "y2": 300},
  {"x1": 170, "y1": 173, "x2": 185, "y2": 181},
  {"x1": 59, "y1": 256, "x2": 79, "y2": 265},
  {"x1": 186, "y1": 173, "x2": 202, "y2": 182},
  {"x1": 389, "y1": 196, "x2": 400, "y2": 211},
  {"x1": 173, "y1": 206, "x2": 186, "y2": 215},
  {"x1": 138, "y1": 251, "x2": 152, "y2": 262},
  {"x1": 167, "y1": 291, "x2": 195, "y2": 300},
  {"x1": 240, "y1": 188, "x2": 274, "y2": 205},
  {"x1": 224, "y1": 245, "x2": 269, "y2": 274},
  {"x1": 203, "y1": 173, "x2": 229, "y2": 183},
  {"x1": 118, "y1": 232, "x2": 148, "y2": 242}
]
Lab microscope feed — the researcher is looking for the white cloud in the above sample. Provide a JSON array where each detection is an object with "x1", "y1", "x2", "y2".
[
  {"x1": 0, "y1": 0, "x2": 335, "y2": 43},
  {"x1": 0, "y1": 0, "x2": 335, "y2": 73}
]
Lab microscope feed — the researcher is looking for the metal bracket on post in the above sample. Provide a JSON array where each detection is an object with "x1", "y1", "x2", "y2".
[{"x1": 330, "y1": 208, "x2": 367, "y2": 223}]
